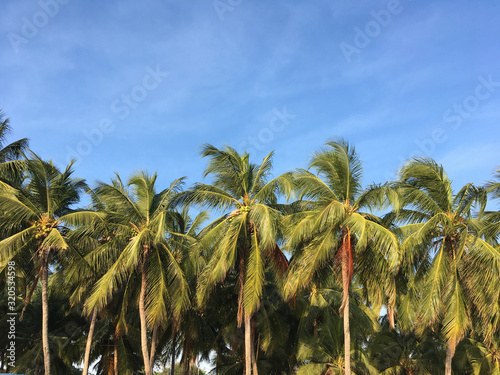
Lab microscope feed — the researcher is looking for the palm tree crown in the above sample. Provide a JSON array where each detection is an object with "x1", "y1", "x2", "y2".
[
  {"x1": 396, "y1": 158, "x2": 500, "y2": 375},
  {"x1": 84, "y1": 171, "x2": 189, "y2": 375},
  {"x1": 283, "y1": 139, "x2": 399, "y2": 375},
  {"x1": 182, "y1": 144, "x2": 291, "y2": 374}
]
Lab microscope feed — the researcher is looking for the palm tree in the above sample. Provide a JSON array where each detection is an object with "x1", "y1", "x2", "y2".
[
  {"x1": 84, "y1": 171, "x2": 190, "y2": 375},
  {"x1": 283, "y1": 139, "x2": 399, "y2": 375},
  {"x1": 395, "y1": 158, "x2": 500, "y2": 375},
  {"x1": 0, "y1": 155, "x2": 94, "y2": 374},
  {"x1": 64, "y1": 206, "x2": 113, "y2": 375},
  {"x1": 181, "y1": 144, "x2": 291, "y2": 375},
  {"x1": 0, "y1": 110, "x2": 29, "y2": 187}
]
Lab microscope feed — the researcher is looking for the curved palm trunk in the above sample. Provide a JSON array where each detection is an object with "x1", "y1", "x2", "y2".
[
  {"x1": 41, "y1": 253, "x2": 51, "y2": 375},
  {"x1": 245, "y1": 314, "x2": 252, "y2": 375},
  {"x1": 445, "y1": 339, "x2": 456, "y2": 375},
  {"x1": 82, "y1": 308, "x2": 98, "y2": 375},
  {"x1": 140, "y1": 250, "x2": 152, "y2": 375}
]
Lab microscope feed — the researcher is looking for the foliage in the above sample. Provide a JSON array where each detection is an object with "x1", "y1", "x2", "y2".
[{"x1": 0, "y1": 117, "x2": 498, "y2": 375}]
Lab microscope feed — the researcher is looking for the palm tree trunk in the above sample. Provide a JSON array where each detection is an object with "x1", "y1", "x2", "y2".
[
  {"x1": 245, "y1": 315, "x2": 252, "y2": 375},
  {"x1": 41, "y1": 254, "x2": 51, "y2": 375},
  {"x1": 343, "y1": 284, "x2": 351, "y2": 375},
  {"x1": 108, "y1": 348, "x2": 114, "y2": 375},
  {"x1": 182, "y1": 338, "x2": 192, "y2": 375},
  {"x1": 387, "y1": 304, "x2": 395, "y2": 330},
  {"x1": 445, "y1": 339, "x2": 456, "y2": 375},
  {"x1": 341, "y1": 232, "x2": 351, "y2": 375},
  {"x1": 237, "y1": 257, "x2": 245, "y2": 328},
  {"x1": 82, "y1": 308, "x2": 98, "y2": 375},
  {"x1": 113, "y1": 335, "x2": 118, "y2": 375},
  {"x1": 150, "y1": 324, "x2": 159, "y2": 370},
  {"x1": 140, "y1": 251, "x2": 152, "y2": 375},
  {"x1": 190, "y1": 356, "x2": 196, "y2": 375},
  {"x1": 251, "y1": 316, "x2": 258, "y2": 375}
]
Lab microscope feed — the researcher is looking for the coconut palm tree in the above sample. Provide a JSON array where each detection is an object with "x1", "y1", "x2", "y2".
[
  {"x1": 84, "y1": 171, "x2": 190, "y2": 375},
  {"x1": 64, "y1": 206, "x2": 115, "y2": 375},
  {"x1": 0, "y1": 155, "x2": 96, "y2": 374},
  {"x1": 283, "y1": 139, "x2": 399, "y2": 375},
  {"x1": 395, "y1": 158, "x2": 500, "y2": 375},
  {"x1": 0, "y1": 110, "x2": 29, "y2": 188},
  {"x1": 180, "y1": 144, "x2": 292, "y2": 375}
]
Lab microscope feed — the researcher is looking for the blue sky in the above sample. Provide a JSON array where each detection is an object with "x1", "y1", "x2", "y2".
[{"x1": 1, "y1": 0, "x2": 500, "y2": 201}]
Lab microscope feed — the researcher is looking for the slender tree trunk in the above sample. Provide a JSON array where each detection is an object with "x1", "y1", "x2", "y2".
[
  {"x1": 341, "y1": 233, "x2": 351, "y2": 375},
  {"x1": 387, "y1": 304, "x2": 395, "y2": 330},
  {"x1": 150, "y1": 324, "x2": 159, "y2": 370},
  {"x1": 108, "y1": 349, "x2": 114, "y2": 375},
  {"x1": 113, "y1": 335, "x2": 118, "y2": 375},
  {"x1": 237, "y1": 257, "x2": 245, "y2": 327},
  {"x1": 190, "y1": 356, "x2": 196, "y2": 375},
  {"x1": 343, "y1": 285, "x2": 351, "y2": 375},
  {"x1": 245, "y1": 315, "x2": 252, "y2": 375},
  {"x1": 140, "y1": 251, "x2": 152, "y2": 375},
  {"x1": 445, "y1": 339, "x2": 456, "y2": 375},
  {"x1": 182, "y1": 338, "x2": 192, "y2": 375},
  {"x1": 41, "y1": 254, "x2": 51, "y2": 375},
  {"x1": 251, "y1": 316, "x2": 258, "y2": 375},
  {"x1": 82, "y1": 308, "x2": 98, "y2": 375}
]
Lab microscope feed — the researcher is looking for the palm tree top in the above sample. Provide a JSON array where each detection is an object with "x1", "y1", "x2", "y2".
[
  {"x1": 201, "y1": 143, "x2": 273, "y2": 200},
  {"x1": 397, "y1": 157, "x2": 486, "y2": 223},
  {"x1": 307, "y1": 139, "x2": 363, "y2": 204},
  {"x1": 182, "y1": 144, "x2": 291, "y2": 215},
  {"x1": 95, "y1": 170, "x2": 185, "y2": 226}
]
